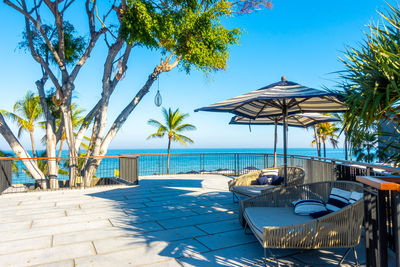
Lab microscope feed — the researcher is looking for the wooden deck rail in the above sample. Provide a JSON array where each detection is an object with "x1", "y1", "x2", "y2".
[{"x1": 356, "y1": 176, "x2": 400, "y2": 191}]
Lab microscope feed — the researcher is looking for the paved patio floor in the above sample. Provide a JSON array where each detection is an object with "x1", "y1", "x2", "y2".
[{"x1": 0, "y1": 175, "x2": 365, "y2": 266}]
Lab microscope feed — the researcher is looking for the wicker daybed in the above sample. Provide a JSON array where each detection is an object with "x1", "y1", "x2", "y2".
[
  {"x1": 240, "y1": 181, "x2": 364, "y2": 265},
  {"x1": 228, "y1": 166, "x2": 305, "y2": 201}
]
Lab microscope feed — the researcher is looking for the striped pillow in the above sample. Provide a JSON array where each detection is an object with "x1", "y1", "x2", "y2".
[
  {"x1": 293, "y1": 199, "x2": 327, "y2": 216},
  {"x1": 326, "y1": 188, "x2": 351, "y2": 212},
  {"x1": 349, "y1": 191, "x2": 363, "y2": 204}
]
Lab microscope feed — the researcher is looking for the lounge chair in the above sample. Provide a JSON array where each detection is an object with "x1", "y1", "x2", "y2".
[
  {"x1": 240, "y1": 181, "x2": 364, "y2": 265},
  {"x1": 228, "y1": 166, "x2": 305, "y2": 202}
]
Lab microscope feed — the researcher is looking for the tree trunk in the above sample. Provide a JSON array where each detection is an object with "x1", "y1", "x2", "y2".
[
  {"x1": 81, "y1": 57, "x2": 179, "y2": 185},
  {"x1": 273, "y1": 120, "x2": 277, "y2": 167},
  {"x1": 36, "y1": 76, "x2": 58, "y2": 189},
  {"x1": 29, "y1": 130, "x2": 37, "y2": 159},
  {"x1": 314, "y1": 125, "x2": 321, "y2": 157},
  {"x1": 167, "y1": 138, "x2": 171, "y2": 174},
  {"x1": 0, "y1": 113, "x2": 47, "y2": 189},
  {"x1": 344, "y1": 130, "x2": 348, "y2": 161},
  {"x1": 60, "y1": 103, "x2": 78, "y2": 187},
  {"x1": 323, "y1": 140, "x2": 326, "y2": 158},
  {"x1": 47, "y1": 130, "x2": 59, "y2": 189}
]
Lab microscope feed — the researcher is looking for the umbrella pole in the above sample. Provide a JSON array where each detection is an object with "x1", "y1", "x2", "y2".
[
  {"x1": 283, "y1": 104, "x2": 288, "y2": 185},
  {"x1": 273, "y1": 119, "x2": 277, "y2": 167}
]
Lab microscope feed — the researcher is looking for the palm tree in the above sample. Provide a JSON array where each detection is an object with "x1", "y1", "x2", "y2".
[
  {"x1": 353, "y1": 132, "x2": 378, "y2": 163},
  {"x1": 0, "y1": 92, "x2": 42, "y2": 159},
  {"x1": 316, "y1": 122, "x2": 339, "y2": 158},
  {"x1": 147, "y1": 108, "x2": 196, "y2": 174},
  {"x1": 339, "y1": 4, "x2": 400, "y2": 163}
]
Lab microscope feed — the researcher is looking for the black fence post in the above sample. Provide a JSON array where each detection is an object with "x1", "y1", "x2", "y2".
[
  {"x1": 377, "y1": 190, "x2": 389, "y2": 266},
  {"x1": 393, "y1": 191, "x2": 400, "y2": 267},
  {"x1": 119, "y1": 156, "x2": 139, "y2": 185}
]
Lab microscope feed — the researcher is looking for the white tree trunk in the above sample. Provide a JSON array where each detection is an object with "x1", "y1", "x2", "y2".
[
  {"x1": 36, "y1": 76, "x2": 59, "y2": 189},
  {"x1": 60, "y1": 102, "x2": 78, "y2": 187},
  {"x1": 0, "y1": 113, "x2": 47, "y2": 189}
]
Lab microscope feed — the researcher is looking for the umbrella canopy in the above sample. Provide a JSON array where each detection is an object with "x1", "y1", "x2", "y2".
[
  {"x1": 195, "y1": 78, "x2": 346, "y2": 118},
  {"x1": 229, "y1": 113, "x2": 340, "y2": 128},
  {"x1": 230, "y1": 113, "x2": 340, "y2": 167},
  {"x1": 195, "y1": 77, "x2": 347, "y2": 183}
]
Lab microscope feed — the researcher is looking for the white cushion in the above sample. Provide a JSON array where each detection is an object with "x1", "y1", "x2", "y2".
[
  {"x1": 326, "y1": 188, "x2": 351, "y2": 212},
  {"x1": 349, "y1": 191, "x2": 363, "y2": 204},
  {"x1": 244, "y1": 207, "x2": 313, "y2": 239},
  {"x1": 293, "y1": 199, "x2": 327, "y2": 215},
  {"x1": 260, "y1": 169, "x2": 279, "y2": 176},
  {"x1": 232, "y1": 185, "x2": 274, "y2": 197}
]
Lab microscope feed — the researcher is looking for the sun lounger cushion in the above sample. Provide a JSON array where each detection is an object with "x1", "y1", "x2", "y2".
[
  {"x1": 326, "y1": 188, "x2": 351, "y2": 212},
  {"x1": 349, "y1": 191, "x2": 363, "y2": 204},
  {"x1": 244, "y1": 207, "x2": 313, "y2": 238},
  {"x1": 260, "y1": 169, "x2": 279, "y2": 176},
  {"x1": 232, "y1": 185, "x2": 274, "y2": 197}
]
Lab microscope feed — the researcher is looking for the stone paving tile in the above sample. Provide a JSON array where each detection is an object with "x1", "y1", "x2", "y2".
[
  {"x1": 53, "y1": 228, "x2": 128, "y2": 246},
  {"x1": 2, "y1": 219, "x2": 112, "y2": 243},
  {"x1": 0, "y1": 219, "x2": 32, "y2": 232},
  {"x1": 195, "y1": 229, "x2": 257, "y2": 250},
  {"x1": 80, "y1": 201, "x2": 146, "y2": 210},
  {"x1": 158, "y1": 211, "x2": 237, "y2": 229},
  {"x1": 65, "y1": 207, "x2": 127, "y2": 216},
  {"x1": 0, "y1": 210, "x2": 67, "y2": 224},
  {"x1": 110, "y1": 219, "x2": 164, "y2": 232},
  {"x1": 30, "y1": 260, "x2": 74, "y2": 267},
  {"x1": 143, "y1": 259, "x2": 182, "y2": 267},
  {"x1": 2, "y1": 206, "x2": 69, "y2": 217},
  {"x1": 147, "y1": 226, "x2": 206, "y2": 242},
  {"x1": 0, "y1": 242, "x2": 94, "y2": 266},
  {"x1": 122, "y1": 209, "x2": 198, "y2": 224},
  {"x1": 290, "y1": 243, "x2": 366, "y2": 266},
  {"x1": 0, "y1": 236, "x2": 51, "y2": 255},
  {"x1": 191, "y1": 203, "x2": 237, "y2": 215},
  {"x1": 76, "y1": 239, "x2": 208, "y2": 266},
  {"x1": 196, "y1": 219, "x2": 242, "y2": 234},
  {"x1": 93, "y1": 226, "x2": 206, "y2": 254},
  {"x1": 178, "y1": 242, "x2": 265, "y2": 267},
  {"x1": 32, "y1": 213, "x2": 126, "y2": 228},
  {"x1": 124, "y1": 205, "x2": 187, "y2": 216},
  {"x1": 0, "y1": 175, "x2": 367, "y2": 266}
]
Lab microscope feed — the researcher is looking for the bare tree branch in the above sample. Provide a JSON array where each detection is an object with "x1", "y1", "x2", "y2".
[{"x1": 5, "y1": 0, "x2": 66, "y2": 70}]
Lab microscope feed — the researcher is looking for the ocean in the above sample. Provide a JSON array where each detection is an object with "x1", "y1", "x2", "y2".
[
  {"x1": 105, "y1": 147, "x2": 348, "y2": 160},
  {"x1": 10, "y1": 148, "x2": 349, "y2": 184}
]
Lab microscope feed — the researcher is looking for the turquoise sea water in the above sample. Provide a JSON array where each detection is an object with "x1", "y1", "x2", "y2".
[
  {"x1": 105, "y1": 147, "x2": 348, "y2": 160},
  {"x1": 11, "y1": 148, "x2": 348, "y2": 184}
]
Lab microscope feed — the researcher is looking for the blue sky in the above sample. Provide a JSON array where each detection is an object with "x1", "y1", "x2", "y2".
[{"x1": 0, "y1": 0, "x2": 390, "y2": 151}]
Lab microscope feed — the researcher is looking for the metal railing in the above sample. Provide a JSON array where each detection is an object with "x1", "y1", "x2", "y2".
[{"x1": 0, "y1": 152, "x2": 399, "y2": 193}]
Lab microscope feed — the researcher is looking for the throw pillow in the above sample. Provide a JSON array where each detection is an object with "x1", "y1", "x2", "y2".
[
  {"x1": 326, "y1": 188, "x2": 351, "y2": 212},
  {"x1": 349, "y1": 191, "x2": 363, "y2": 204},
  {"x1": 256, "y1": 176, "x2": 272, "y2": 185},
  {"x1": 293, "y1": 199, "x2": 327, "y2": 216},
  {"x1": 270, "y1": 175, "x2": 284, "y2": 185}
]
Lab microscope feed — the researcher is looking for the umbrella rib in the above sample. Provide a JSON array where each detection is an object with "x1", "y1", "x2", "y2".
[
  {"x1": 254, "y1": 101, "x2": 270, "y2": 119},
  {"x1": 292, "y1": 115, "x2": 306, "y2": 127}
]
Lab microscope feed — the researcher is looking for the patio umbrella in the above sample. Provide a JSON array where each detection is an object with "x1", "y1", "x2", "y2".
[
  {"x1": 195, "y1": 76, "x2": 347, "y2": 183},
  {"x1": 230, "y1": 113, "x2": 340, "y2": 167}
]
